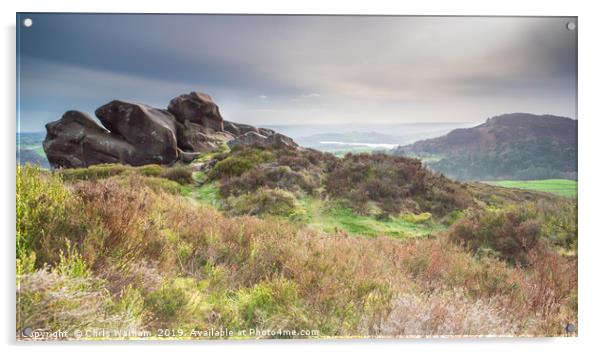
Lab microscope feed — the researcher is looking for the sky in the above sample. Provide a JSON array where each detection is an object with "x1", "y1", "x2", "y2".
[{"x1": 17, "y1": 14, "x2": 577, "y2": 132}]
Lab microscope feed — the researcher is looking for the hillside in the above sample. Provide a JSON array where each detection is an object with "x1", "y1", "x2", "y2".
[
  {"x1": 17, "y1": 142, "x2": 577, "y2": 338},
  {"x1": 393, "y1": 113, "x2": 577, "y2": 181},
  {"x1": 18, "y1": 95, "x2": 577, "y2": 339}
]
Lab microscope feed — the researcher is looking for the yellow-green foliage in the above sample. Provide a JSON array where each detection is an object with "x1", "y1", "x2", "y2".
[
  {"x1": 159, "y1": 165, "x2": 193, "y2": 185},
  {"x1": 137, "y1": 164, "x2": 163, "y2": 177},
  {"x1": 17, "y1": 242, "x2": 143, "y2": 336},
  {"x1": 208, "y1": 148, "x2": 276, "y2": 180},
  {"x1": 59, "y1": 163, "x2": 192, "y2": 185},
  {"x1": 59, "y1": 163, "x2": 129, "y2": 180},
  {"x1": 17, "y1": 165, "x2": 74, "y2": 269},
  {"x1": 235, "y1": 278, "x2": 310, "y2": 332},
  {"x1": 401, "y1": 212, "x2": 432, "y2": 224},
  {"x1": 145, "y1": 278, "x2": 207, "y2": 329},
  {"x1": 226, "y1": 188, "x2": 301, "y2": 217}
]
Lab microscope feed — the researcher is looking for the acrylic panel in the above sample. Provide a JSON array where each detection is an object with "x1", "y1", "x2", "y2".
[{"x1": 16, "y1": 13, "x2": 577, "y2": 340}]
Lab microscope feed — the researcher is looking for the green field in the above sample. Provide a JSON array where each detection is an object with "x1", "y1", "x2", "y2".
[{"x1": 489, "y1": 179, "x2": 577, "y2": 198}]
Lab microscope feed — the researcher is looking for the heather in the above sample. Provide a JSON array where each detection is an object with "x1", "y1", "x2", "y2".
[{"x1": 17, "y1": 163, "x2": 577, "y2": 338}]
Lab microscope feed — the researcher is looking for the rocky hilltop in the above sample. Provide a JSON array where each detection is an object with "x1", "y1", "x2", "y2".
[
  {"x1": 393, "y1": 113, "x2": 577, "y2": 180},
  {"x1": 43, "y1": 91, "x2": 297, "y2": 168}
]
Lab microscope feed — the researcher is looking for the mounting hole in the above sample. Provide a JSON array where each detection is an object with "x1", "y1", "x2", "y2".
[
  {"x1": 566, "y1": 21, "x2": 576, "y2": 31},
  {"x1": 23, "y1": 18, "x2": 33, "y2": 28}
]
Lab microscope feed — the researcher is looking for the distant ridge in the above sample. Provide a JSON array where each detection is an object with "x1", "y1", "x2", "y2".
[{"x1": 393, "y1": 113, "x2": 577, "y2": 181}]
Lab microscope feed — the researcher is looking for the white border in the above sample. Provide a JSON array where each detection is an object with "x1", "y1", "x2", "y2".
[{"x1": 2, "y1": 1, "x2": 601, "y2": 353}]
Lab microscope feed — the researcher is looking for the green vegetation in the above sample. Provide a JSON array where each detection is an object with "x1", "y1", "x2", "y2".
[
  {"x1": 226, "y1": 188, "x2": 303, "y2": 217},
  {"x1": 59, "y1": 163, "x2": 193, "y2": 185},
  {"x1": 325, "y1": 152, "x2": 473, "y2": 217},
  {"x1": 16, "y1": 141, "x2": 578, "y2": 339},
  {"x1": 488, "y1": 179, "x2": 577, "y2": 198},
  {"x1": 208, "y1": 147, "x2": 276, "y2": 180},
  {"x1": 300, "y1": 197, "x2": 443, "y2": 238}
]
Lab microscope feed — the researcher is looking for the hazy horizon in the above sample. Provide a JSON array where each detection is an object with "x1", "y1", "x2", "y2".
[{"x1": 17, "y1": 14, "x2": 577, "y2": 132}]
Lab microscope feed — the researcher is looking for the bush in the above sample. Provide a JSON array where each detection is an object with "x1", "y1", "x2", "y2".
[
  {"x1": 236, "y1": 278, "x2": 310, "y2": 333},
  {"x1": 226, "y1": 188, "x2": 301, "y2": 217},
  {"x1": 70, "y1": 175, "x2": 177, "y2": 271},
  {"x1": 133, "y1": 176, "x2": 182, "y2": 195},
  {"x1": 448, "y1": 204, "x2": 542, "y2": 265},
  {"x1": 17, "y1": 165, "x2": 76, "y2": 269},
  {"x1": 209, "y1": 157, "x2": 256, "y2": 180},
  {"x1": 17, "y1": 250, "x2": 143, "y2": 339},
  {"x1": 59, "y1": 163, "x2": 192, "y2": 185},
  {"x1": 59, "y1": 163, "x2": 128, "y2": 181},
  {"x1": 137, "y1": 164, "x2": 163, "y2": 177},
  {"x1": 208, "y1": 146, "x2": 280, "y2": 181},
  {"x1": 401, "y1": 212, "x2": 432, "y2": 224},
  {"x1": 324, "y1": 153, "x2": 472, "y2": 217},
  {"x1": 145, "y1": 278, "x2": 207, "y2": 329},
  {"x1": 160, "y1": 165, "x2": 193, "y2": 185},
  {"x1": 220, "y1": 165, "x2": 320, "y2": 197}
]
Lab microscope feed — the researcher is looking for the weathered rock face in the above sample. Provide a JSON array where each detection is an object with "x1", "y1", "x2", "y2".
[
  {"x1": 168, "y1": 92, "x2": 224, "y2": 131},
  {"x1": 95, "y1": 100, "x2": 179, "y2": 165},
  {"x1": 43, "y1": 111, "x2": 136, "y2": 168},
  {"x1": 227, "y1": 131, "x2": 298, "y2": 150},
  {"x1": 167, "y1": 92, "x2": 232, "y2": 152},
  {"x1": 43, "y1": 91, "x2": 299, "y2": 169},
  {"x1": 175, "y1": 120, "x2": 233, "y2": 152}
]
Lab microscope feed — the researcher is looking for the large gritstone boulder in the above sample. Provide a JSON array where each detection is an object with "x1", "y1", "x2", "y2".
[
  {"x1": 95, "y1": 100, "x2": 179, "y2": 165},
  {"x1": 168, "y1": 92, "x2": 230, "y2": 152},
  {"x1": 43, "y1": 111, "x2": 136, "y2": 168},
  {"x1": 168, "y1": 92, "x2": 224, "y2": 131},
  {"x1": 227, "y1": 131, "x2": 299, "y2": 150},
  {"x1": 175, "y1": 119, "x2": 234, "y2": 152}
]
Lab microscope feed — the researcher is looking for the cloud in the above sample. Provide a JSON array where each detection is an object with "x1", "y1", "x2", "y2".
[{"x1": 18, "y1": 14, "x2": 577, "y2": 131}]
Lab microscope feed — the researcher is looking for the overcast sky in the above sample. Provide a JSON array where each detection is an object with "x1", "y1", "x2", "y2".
[{"x1": 17, "y1": 14, "x2": 577, "y2": 132}]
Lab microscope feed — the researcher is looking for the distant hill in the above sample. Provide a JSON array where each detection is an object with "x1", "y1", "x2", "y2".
[{"x1": 393, "y1": 113, "x2": 577, "y2": 181}]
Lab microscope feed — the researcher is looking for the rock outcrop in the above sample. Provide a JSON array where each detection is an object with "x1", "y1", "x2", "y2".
[
  {"x1": 43, "y1": 111, "x2": 137, "y2": 168},
  {"x1": 227, "y1": 131, "x2": 298, "y2": 150},
  {"x1": 43, "y1": 91, "x2": 298, "y2": 169},
  {"x1": 168, "y1": 92, "x2": 224, "y2": 131},
  {"x1": 95, "y1": 100, "x2": 179, "y2": 165}
]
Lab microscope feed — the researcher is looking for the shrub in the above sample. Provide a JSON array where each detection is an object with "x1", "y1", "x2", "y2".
[
  {"x1": 324, "y1": 153, "x2": 472, "y2": 217},
  {"x1": 381, "y1": 290, "x2": 519, "y2": 336},
  {"x1": 160, "y1": 165, "x2": 193, "y2": 185},
  {"x1": 220, "y1": 165, "x2": 320, "y2": 197},
  {"x1": 69, "y1": 175, "x2": 178, "y2": 271},
  {"x1": 145, "y1": 278, "x2": 207, "y2": 329},
  {"x1": 59, "y1": 163, "x2": 128, "y2": 181},
  {"x1": 17, "y1": 269, "x2": 143, "y2": 339},
  {"x1": 137, "y1": 164, "x2": 163, "y2": 177},
  {"x1": 401, "y1": 212, "x2": 432, "y2": 224},
  {"x1": 226, "y1": 188, "x2": 301, "y2": 217},
  {"x1": 235, "y1": 278, "x2": 311, "y2": 334},
  {"x1": 208, "y1": 146, "x2": 278, "y2": 181},
  {"x1": 209, "y1": 157, "x2": 256, "y2": 180},
  {"x1": 448, "y1": 204, "x2": 542, "y2": 265},
  {"x1": 16, "y1": 165, "x2": 77, "y2": 268},
  {"x1": 133, "y1": 176, "x2": 182, "y2": 195}
]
